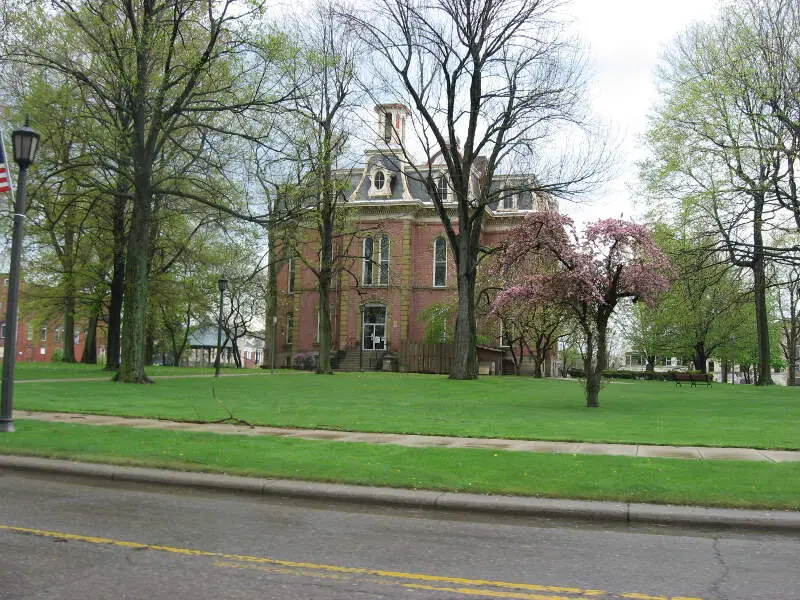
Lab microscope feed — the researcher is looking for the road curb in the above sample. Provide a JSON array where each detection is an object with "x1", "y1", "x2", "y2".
[{"x1": 3, "y1": 455, "x2": 800, "y2": 532}]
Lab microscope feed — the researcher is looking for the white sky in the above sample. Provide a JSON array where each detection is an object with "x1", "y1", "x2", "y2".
[{"x1": 563, "y1": 0, "x2": 719, "y2": 225}]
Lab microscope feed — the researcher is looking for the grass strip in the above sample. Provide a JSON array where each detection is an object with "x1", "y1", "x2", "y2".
[
  {"x1": 14, "y1": 372, "x2": 800, "y2": 449},
  {"x1": 2, "y1": 420, "x2": 799, "y2": 511}
]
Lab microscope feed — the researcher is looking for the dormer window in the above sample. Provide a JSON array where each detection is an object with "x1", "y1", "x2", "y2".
[
  {"x1": 502, "y1": 190, "x2": 515, "y2": 210},
  {"x1": 369, "y1": 166, "x2": 392, "y2": 198}
]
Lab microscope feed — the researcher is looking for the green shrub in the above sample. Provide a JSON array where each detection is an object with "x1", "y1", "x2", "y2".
[{"x1": 50, "y1": 349, "x2": 64, "y2": 362}]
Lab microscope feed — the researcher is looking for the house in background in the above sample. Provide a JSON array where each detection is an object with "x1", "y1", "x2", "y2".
[
  {"x1": 183, "y1": 326, "x2": 263, "y2": 369},
  {"x1": 273, "y1": 103, "x2": 559, "y2": 373},
  {"x1": 0, "y1": 274, "x2": 102, "y2": 363}
]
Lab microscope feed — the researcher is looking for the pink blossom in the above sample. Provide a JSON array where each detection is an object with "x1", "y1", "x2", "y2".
[{"x1": 493, "y1": 213, "x2": 673, "y2": 313}]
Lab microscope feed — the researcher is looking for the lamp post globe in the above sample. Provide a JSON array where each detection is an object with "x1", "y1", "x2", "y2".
[
  {"x1": 1, "y1": 118, "x2": 40, "y2": 433},
  {"x1": 11, "y1": 118, "x2": 41, "y2": 168}
]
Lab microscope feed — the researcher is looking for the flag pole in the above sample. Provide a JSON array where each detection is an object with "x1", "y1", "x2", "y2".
[{"x1": 0, "y1": 127, "x2": 15, "y2": 199}]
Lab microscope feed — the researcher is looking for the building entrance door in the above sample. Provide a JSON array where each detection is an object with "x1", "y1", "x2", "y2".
[{"x1": 363, "y1": 305, "x2": 386, "y2": 351}]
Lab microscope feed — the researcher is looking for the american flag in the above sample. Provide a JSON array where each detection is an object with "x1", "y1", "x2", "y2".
[{"x1": 0, "y1": 133, "x2": 10, "y2": 193}]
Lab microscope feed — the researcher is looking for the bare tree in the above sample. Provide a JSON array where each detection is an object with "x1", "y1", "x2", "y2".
[
  {"x1": 344, "y1": 0, "x2": 605, "y2": 379},
  {"x1": 278, "y1": 3, "x2": 364, "y2": 374}
]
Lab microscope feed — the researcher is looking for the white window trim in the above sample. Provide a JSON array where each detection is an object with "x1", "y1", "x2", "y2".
[
  {"x1": 433, "y1": 237, "x2": 447, "y2": 288},
  {"x1": 363, "y1": 235, "x2": 389, "y2": 287}
]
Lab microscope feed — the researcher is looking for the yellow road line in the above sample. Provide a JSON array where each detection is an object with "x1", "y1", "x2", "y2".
[
  {"x1": 0, "y1": 524, "x2": 702, "y2": 600},
  {"x1": 403, "y1": 583, "x2": 586, "y2": 599}
]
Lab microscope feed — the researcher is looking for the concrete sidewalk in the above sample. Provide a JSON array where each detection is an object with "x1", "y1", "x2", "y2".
[{"x1": 14, "y1": 410, "x2": 800, "y2": 463}]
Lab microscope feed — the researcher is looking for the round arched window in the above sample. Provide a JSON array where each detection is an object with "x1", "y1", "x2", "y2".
[{"x1": 374, "y1": 171, "x2": 385, "y2": 190}]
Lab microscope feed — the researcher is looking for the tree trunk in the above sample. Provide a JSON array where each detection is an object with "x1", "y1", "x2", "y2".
[
  {"x1": 118, "y1": 169, "x2": 152, "y2": 383},
  {"x1": 583, "y1": 328, "x2": 600, "y2": 408},
  {"x1": 752, "y1": 254, "x2": 775, "y2": 385},
  {"x1": 62, "y1": 277, "x2": 76, "y2": 363},
  {"x1": 106, "y1": 180, "x2": 127, "y2": 371},
  {"x1": 750, "y1": 196, "x2": 774, "y2": 386},
  {"x1": 266, "y1": 248, "x2": 278, "y2": 369},
  {"x1": 693, "y1": 341, "x2": 708, "y2": 374},
  {"x1": 232, "y1": 341, "x2": 242, "y2": 368},
  {"x1": 645, "y1": 355, "x2": 655, "y2": 372},
  {"x1": 316, "y1": 202, "x2": 334, "y2": 375},
  {"x1": 81, "y1": 297, "x2": 100, "y2": 364},
  {"x1": 62, "y1": 228, "x2": 76, "y2": 362},
  {"x1": 585, "y1": 313, "x2": 610, "y2": 408},
  {"x1": 450, "y1": 237, "x2": 478, "y2": 380},
  {"x1": 532, "y1": 359, "x2": 543, "y2": 378},
  {"x1": 317, "y1": 274, "x2": 333, "y2": 375}
]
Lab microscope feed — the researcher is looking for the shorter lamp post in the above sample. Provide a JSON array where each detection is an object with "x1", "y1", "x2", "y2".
[
  {"x1": 731, "y1": 335, "x2": 736, "y2": 385},
  {"x1": 270, "y1": 314, "x2": 277, "y2": 374},
  {"x1": 1, "y1": 119, "x2": 40, "y2": 433},
  {"x1": 214, "y1": 276, "x2": 228, "y2": 378},
  {"x1": 359, "y1": 305, "x2": 364, "y2": 372}
]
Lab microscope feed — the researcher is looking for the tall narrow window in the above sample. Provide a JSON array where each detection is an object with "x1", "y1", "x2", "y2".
[
  {"x1": 287, "y1": 255, "x2": 296, "y2": 293},
  {"x1": 286, "y1": 312, "x2": 294, "y2": 345},
  {"x1": 437, "y1": 175, "x2": 449, "y2": 201},
  {"x1": 379, "y1": 234, "x2": 389, "y2": 285},
  {"x1": 502, "y1": 190, "x2": 514, "y2": 210},
  {"x1": 384, "y1": 112, "x2": 393, "y2": 143},
  {"x1": 434, "y1": 237, "x2": 447, "y2": 287},
  {"x1": 374, "y1": 170, "x2": 385, "y2": 190},
  {"x1": 26, "y1": 326, "x2": 32, "y2": 341},
  {"x1": 363, "y1": 236, "x2": 374, "y2": 285},
  {"x1": 41, "y1": 327, "x2": 47, "y2": 342}
]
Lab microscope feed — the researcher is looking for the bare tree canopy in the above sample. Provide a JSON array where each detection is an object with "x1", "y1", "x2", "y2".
[{"x1": 342, "y1": 0, "x2": 608, "y2": 379}]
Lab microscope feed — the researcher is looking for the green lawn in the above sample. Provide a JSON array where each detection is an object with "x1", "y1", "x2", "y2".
[
  {"x1": 13, "y1": 362, "x2": 228, "y2": 380},
  {"x1": 1, "y1": 420, "x2": 799, "y2": 510},
  {"x1": 12, "y1": 371, "x2": 800, "y2": 449}
]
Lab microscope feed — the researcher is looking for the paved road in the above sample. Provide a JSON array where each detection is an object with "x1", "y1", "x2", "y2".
[{"x1": 1, "y1": 471, "x2": 799, "y2": 600}]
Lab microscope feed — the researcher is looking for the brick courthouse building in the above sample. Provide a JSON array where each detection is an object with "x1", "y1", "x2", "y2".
[{"x1": 273, "y1": 104, "x2": 556, "y2": 372}]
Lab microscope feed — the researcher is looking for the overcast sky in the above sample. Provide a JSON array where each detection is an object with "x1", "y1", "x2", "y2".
[{"x1": 564, "y1": 0, "x2": 719, "y2": 224}]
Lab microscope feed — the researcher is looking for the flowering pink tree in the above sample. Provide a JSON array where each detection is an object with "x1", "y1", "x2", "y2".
[{"x1": 494, "y1": 212, "x2": 672, "y2": 407}]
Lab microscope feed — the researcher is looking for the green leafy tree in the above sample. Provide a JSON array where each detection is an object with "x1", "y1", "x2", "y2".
[
  {"x1": 640, "y1": 2, "x2": 800, "y2": 385},
  {"x1": 6, "y1": 0, "x2": 286, "y2": 382}
]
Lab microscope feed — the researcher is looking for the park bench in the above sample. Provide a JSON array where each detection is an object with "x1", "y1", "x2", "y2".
[{"x1": 674, "y1": 372, "x2": 713, "y2": 387}]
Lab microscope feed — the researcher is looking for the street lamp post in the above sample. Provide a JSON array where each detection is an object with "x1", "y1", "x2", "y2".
[
  {"x1": 359, "y1": 305, "x2": 364, "y2": 372},
  {"x1": 270, "y1": 314, "x2": 277, "y2": 374},
  {"x1": 1, "y1": 119, "x2": 40, "y2": 433},
  {"x1": 731, "y1": 335, "x2": 736, "y2": 385},
  {"x1": 214, "y1": 276, "x2": 228, "y2": 378}
]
